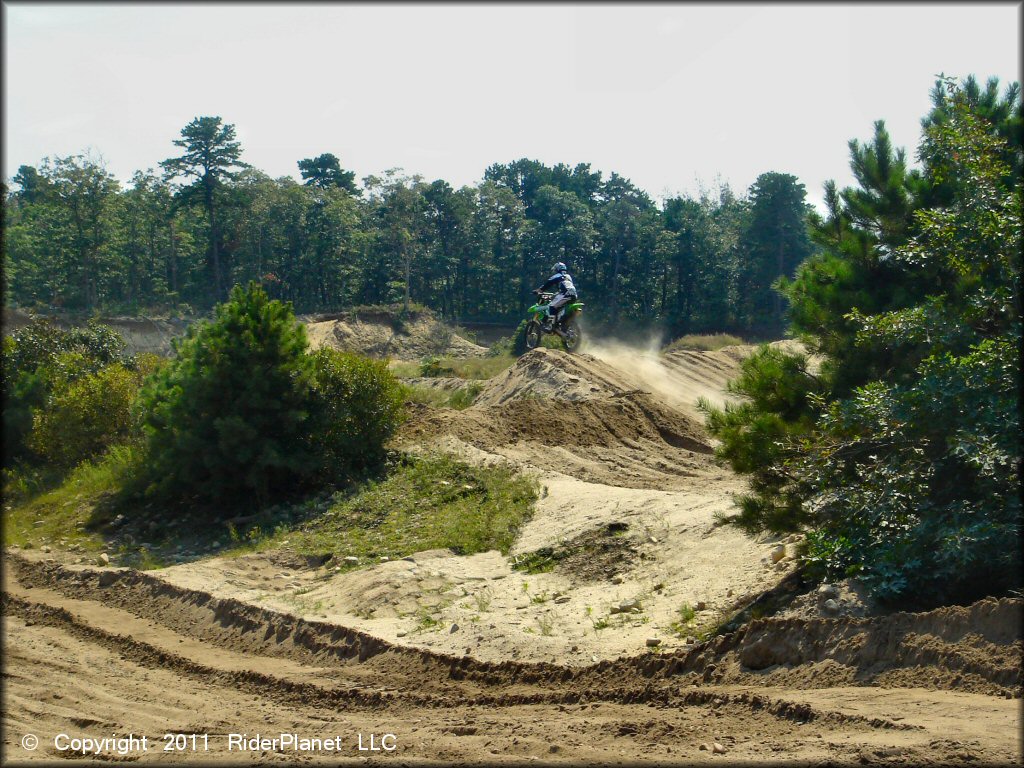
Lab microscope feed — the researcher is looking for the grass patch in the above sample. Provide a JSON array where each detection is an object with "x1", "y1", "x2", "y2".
[
  {"x1": 448, "y1": 355, "x2": 516, "y2": 379},
  {"x1": 401, "y1": 381, "x2": 483, "y2": 410},
  {"x1": 511, "y1": 546, "x2": 565, "y2": 574},
  {"x1": 389, "y1": 360, "x2": 422, "y2": 378},
  {"x1": 669, "y1": 602, "x2": 698, "y2": 638},
  {"x1": 239, "y1": 452, "x2": 538, "y2": 563},
  {"x1": 447, "y1": 382, "x2": 483, "y2": 409},
  {"x1": 401, "y1": 383, "x2": 453, "y2": 408},
  {"x1": 3, "y1": 444, "x2": 141, "y2": 555},
  {"x1": 391, "y1": 354, "x2": 514, "y2": 385},
  {"x1": 6, "y1": 446, "x2": 537, "y2": 574},
  {"x1": 536, "y1": 613, "x2": 555, "y2": 636},
  {"x1": 664, "y1": 333, "x2": 744, "y2": 352},
  {"x1": 413, "y1": 354, "x2": 516, "y2": 380}
]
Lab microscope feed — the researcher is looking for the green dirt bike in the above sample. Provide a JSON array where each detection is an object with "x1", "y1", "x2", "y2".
[{"x1": 524, "y1": 290, "x2": 584, "y2": 352}]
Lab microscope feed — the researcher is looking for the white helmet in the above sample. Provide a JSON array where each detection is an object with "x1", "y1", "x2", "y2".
[{"x1": 552, "y1": 261, "x2": 567, "y2": 273}]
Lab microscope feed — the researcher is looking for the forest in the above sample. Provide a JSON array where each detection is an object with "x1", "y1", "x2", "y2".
[{"x1": 4, "y1": 122, "x2": 814, "y2": 340}]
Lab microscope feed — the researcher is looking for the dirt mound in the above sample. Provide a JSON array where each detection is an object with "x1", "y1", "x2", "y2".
[
  {"x1": 474, "y1": 348, "x2": 648, "y2": 405},
  {"x1": 404, "y1": 393, "x2": 709, "y2": 454},
  {"x1": 478, "y1": 344, "x2": 750, "y2": 420},
  {"x1": 401, "y1": 348, "x2": 729, "y2": 489},
  {"x1": 305, "y1": 308, "x2": 486, "y2": 360},
  {"x1": 580, "y1": 596, "x2": 1022, "y2": 699},
  {"x1": 400, "y1": 392, "x2": 716, "y2": 490}
]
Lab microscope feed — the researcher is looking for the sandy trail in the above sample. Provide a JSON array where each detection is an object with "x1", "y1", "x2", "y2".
[
  {"x1": 379, "y1": 346, "x2": 784, "y2": 662},
  {"x1": 3, "y1": 552, "x2": 1020, "y2": 765}
]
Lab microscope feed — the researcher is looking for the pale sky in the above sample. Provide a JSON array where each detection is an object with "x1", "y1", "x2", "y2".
[{"x1": 3, "y1": 3, "x2": 1021, "y2": 212}]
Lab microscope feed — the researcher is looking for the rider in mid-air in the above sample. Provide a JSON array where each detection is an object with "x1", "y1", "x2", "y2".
[{"x1": 534, "y1": 261, "x2": 578, "y2": 331}]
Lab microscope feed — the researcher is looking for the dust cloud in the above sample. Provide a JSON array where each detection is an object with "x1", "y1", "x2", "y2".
[{"x1": 581, "y1": 334, "x2": 691, "y2": 409}]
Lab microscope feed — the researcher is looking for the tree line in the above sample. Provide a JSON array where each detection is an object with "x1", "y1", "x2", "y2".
[{"x1": 4, "y1": 123, "x2": 814, "y2": 339}]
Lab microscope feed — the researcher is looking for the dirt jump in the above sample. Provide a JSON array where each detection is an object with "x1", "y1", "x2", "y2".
[
  {"x1": 305, "y1": 308, "x2": 488, "y2": 359},
  {"x1": 3, "y1": 336, "x2": 1021, "y2": 765}
]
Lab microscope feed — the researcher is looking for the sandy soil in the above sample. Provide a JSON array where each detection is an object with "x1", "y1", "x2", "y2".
[
  {"x1": 3, "y1": 338, "x2": 1021, "y2": 765},
  {"x1": 3, "y1": 554, "x2": 1020, "y2": 765},
  {"x1": 305, "y1": 309, "x2": 486, "y2": 359}
]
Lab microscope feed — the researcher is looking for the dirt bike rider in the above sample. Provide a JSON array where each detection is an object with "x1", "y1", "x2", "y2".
[{"x1": 534, "y1": 261, "x2": 578, "y2": 332}]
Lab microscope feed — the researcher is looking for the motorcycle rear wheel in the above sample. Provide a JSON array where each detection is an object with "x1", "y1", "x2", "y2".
[
  {"x1": 562, "y1": 319, "x2": 582, "y2": 353},
  {"x1": 524, "y1": 320, "x2": 542, "y2": 350}
]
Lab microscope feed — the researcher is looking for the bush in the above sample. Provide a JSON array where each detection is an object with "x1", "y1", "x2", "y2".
[
  {"x1": 510, "y1": 318, "x2": 531, "y2": 356},
  {"x1": 3, "y1": 319, "x2": 130, "y2": 466},
  {"x1": 418, "y1": 356, "x2": 453, "y2": 377},
  {"x1": 701, "y1": 344, "x2": 821, "y2": 533},
  {"x1": 137, "y1": 282, "x2": 315, "y2": 509},
  {"x1": 136, "y1": 283, "x2": 406, "y2": 512},
  {"x1": 3, "y1": 318, "x2": 126, "y2": 376},
  {"x1": 27, "y1": 363, "x2": 143, "y2": 470},
  {"x1": 308, "y1": 348, "x2": 405, "y2": 480}
]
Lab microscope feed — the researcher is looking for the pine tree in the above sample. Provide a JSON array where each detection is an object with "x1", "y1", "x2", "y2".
[
  {"x1": 161, "y1": 117, "x2": 249, "y2": 300},
  {"x1": 138, "y1": 282, "x2": 313, "y2": 509},
  {"x1": 734, "y1": 172, "x2": 814, "y2": 337}
]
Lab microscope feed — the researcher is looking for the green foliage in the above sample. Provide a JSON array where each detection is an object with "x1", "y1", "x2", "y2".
[
  {"x1": 3, "y1": 318, "x2": 126, "y2": 375},
  {"x1": 734, "y1": 173, "x2": 815, "y2": 337},
  {"x1": 137, "y1": 282, "x2": 315, "y2": 508},
  {"x1": 297, "y1": 153, "x2": 359, "y2": 194},
  {"x1": 796, "y1": 82, "x2": 1021, "y2": 604},
  {"x1": 27, "y1": 363, "x2": 143, "y2": 470},
  {"x1": 442, "y1": 355, "x2": 516, "y2": 380},
  {"x1": 245, "y1": 453, "x2": 538, "y2": 561},
  {"x1": 707, "y1": 76, "x2": 1022, "y2": 606},
  {"x1": 135, "y1": 283, "x2": 407, "y2": 513},
  {"x1": 400, "y1": 383, "x2": 451, "y2": 408},
  {"x1": 6, "y1": 135, "x2": 817, "y2": 334},
  {"x1": 307, "y1": 347, "x2": 405, "y2": 480},
  {"x1": 446, "y1": 382, "x2": 483, "y2": 410},
  {"x1": 401, "y1": 381, "x2": 483, "y2": 411},
  {"x1": 3, "y1": 443, "x2": 144, "y2": 553},
  {"x1": 510, "y1": 318, "x2": 531, "y2": 356},
  {"x1": 418, "y1": 356, "x2": 452, "y2": 377},
  {"x1": 702, "y1": 345, "x2": 822, "y2": 533},
  {"x1": 2, "y1": 319, "x2": 130, "y2": 465},
  {"x1": 161, "y1": 116, "x2": 249, "y2": 299},
  {"x1": 511, "y1": 547, "x2": 563, "y2": 574}
]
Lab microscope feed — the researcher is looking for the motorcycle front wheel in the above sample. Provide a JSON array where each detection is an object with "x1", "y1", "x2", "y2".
[
  {"x1": 524, "y1": 320, "x2": 542, "y2": 350},
  {"x1": 562, "y1": 319, "x2": 582, "y2": 353}
]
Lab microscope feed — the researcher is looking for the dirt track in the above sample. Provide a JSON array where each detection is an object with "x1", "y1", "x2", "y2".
[
  {"x1": 3, "y1": 553, "x2": 1020, "y2": 764},
  {"x1": 3, "y1": 340, "x2": 1022, "y2": 765}
]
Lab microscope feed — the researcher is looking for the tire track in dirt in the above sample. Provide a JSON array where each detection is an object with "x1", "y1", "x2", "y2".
[
  {"x1": 7, "y1": 553, "x2": 1021, "y2": 701},
  {"x1": 3, "y1": 592, "x2": 922, "y2": 734},
  {"x1": 6, "y1": 553, "x2": 1022, "y2": 764}
]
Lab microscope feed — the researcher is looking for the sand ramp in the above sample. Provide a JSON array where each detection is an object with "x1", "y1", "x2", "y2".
[
  {"x1": 400, "y1": 348, "x2": 726, "y2": 490},
  {"x1": 305, "y1": 309, "x2": 486, "y2": 360}
]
